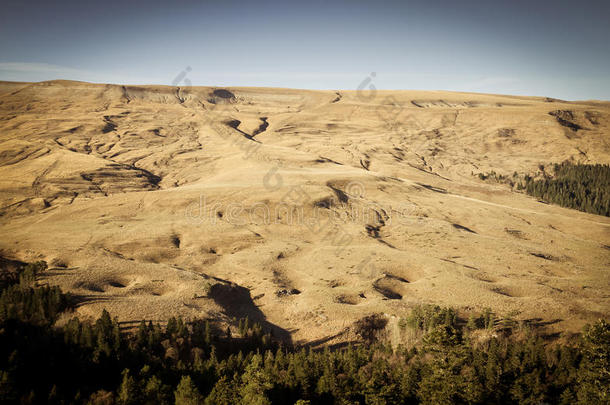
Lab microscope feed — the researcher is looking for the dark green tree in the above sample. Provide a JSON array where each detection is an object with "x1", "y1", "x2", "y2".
[{"x1": 174, "y1": 375, "x2": 203, "y2": 405}]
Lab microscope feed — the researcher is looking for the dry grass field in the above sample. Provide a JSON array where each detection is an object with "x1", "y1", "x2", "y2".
[{"x1": 0, "y1": 80, "x2": 608, "y2": 345}]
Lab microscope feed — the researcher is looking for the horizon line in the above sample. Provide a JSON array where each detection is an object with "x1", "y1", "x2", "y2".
[{"x1": 2, "y1": 78, "x2": 609, "y2": 103}]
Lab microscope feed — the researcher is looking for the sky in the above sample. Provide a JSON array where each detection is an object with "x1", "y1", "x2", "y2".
[{"x1": 1, "y1": 0, "x2": 609, "y2": 100}]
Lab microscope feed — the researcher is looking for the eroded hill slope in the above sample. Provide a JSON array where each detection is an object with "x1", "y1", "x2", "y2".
[{"x1": 0, "y1": 80, "x2": 608, "y2": 343}]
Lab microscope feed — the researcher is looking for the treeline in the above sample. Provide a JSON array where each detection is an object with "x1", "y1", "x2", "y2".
[
  {"x1": 519, "y1": 163, "x2": 610, "y2": 216},
  {"x1": 0, "y1": 261, "x2": 68, "y2": 325},
  {"x1": 1, "y1": 260, "x2": 609, "y2": 404}
]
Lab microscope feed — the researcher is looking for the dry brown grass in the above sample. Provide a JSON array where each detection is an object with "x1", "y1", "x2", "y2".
[{"x1": 0, "y1": 80, "x2": 608, "y2": 343}]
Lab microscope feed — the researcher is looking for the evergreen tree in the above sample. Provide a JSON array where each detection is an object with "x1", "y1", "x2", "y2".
[
  {"x1": 174, "y1": 375, "x2": 203, "y2": 405},
  {"x1": 577, "y1": 320, "x2": 610, "y2": 404},
  {"x1": 117, "y1": 369, "x2": 139, "y2": 405},
  {"x1": 240, "y1": 354, "x2": 273, "y2": 405},
  {"x1": 204, "y1": 375, "x2": 238, "y2": 405},
  {"x1": 143, "y1": 375, "x2": 171, "y2": 405},
  {"x1": 2, "y1": 258, "x2": 609, "y2": 405}
]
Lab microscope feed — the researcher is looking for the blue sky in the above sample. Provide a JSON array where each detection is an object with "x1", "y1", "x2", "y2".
[{"x1": 1, "y1": 0, "x2": 609, "y2": 100}]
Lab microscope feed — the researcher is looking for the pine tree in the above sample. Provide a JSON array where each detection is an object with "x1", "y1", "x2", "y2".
[
  {"x1": 87, "y1": 390, "x2": 115, "y2": 405},
  {"x1": 204, "y1": 320, "x2": 212, "y2": 345},
  {"x1": 167, "y1": 317, "x2": 178, "y2": 337},
  {"x1": 143, "y1": 375, "x2": 170, "y2": 405},
  {"x1": 466, "y1": 313, "x2": 478, "y2": 331},
  {"x1": 0, "y1": 370, "x2": 16, "y2": 402},
  {"x1": 204, "y1": 376, "x2": 237, "y2": 405},
  {"x1": 174, "y1": 375, "x2": 203, "y2": 405},
  {"x1": 136, "y1": 320, "x2": 148, "y2": 348},
  {"x1": 117, "y1": 369, "x2": 139, "y2": 405},
  {"x1": 576, "y1": 320, "x2": 610, "y2": 404},
  {"x1": 240, "y1": 354, "x2": 273, "y2": 405}
]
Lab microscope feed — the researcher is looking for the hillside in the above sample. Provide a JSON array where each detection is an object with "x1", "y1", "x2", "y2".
[{"x1": 0, "y1": 80, "x2": 608, "y2": 344}]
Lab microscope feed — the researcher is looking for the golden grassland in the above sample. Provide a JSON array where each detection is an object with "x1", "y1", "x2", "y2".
[{"x1": 0, "y1": 80, "x2": 608, "y2": 344}]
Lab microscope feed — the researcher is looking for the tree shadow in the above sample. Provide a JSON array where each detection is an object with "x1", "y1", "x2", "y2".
[{"x1": 208, "y1": 282, "x2": 292, "y2": 344}]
